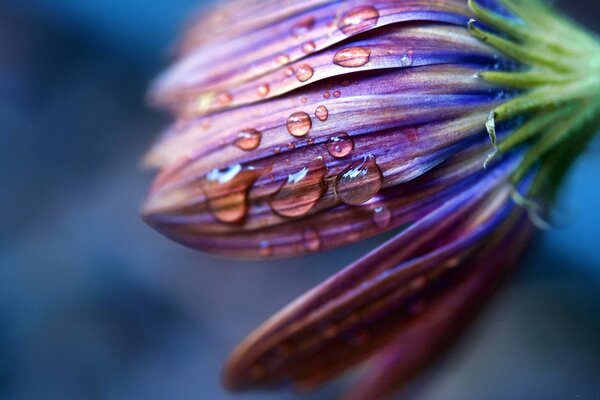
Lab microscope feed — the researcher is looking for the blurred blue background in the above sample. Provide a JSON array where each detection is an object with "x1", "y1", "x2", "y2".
[{"x1": 0, "y1": 1, "x2": 599, "y2": 399}]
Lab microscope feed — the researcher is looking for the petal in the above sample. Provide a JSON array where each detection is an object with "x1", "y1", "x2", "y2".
[{"x1": 222, "y1": 159, "x2": 520, "y2": 390}]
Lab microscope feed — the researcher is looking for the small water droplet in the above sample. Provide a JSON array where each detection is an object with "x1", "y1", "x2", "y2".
[
  {"x1": 269, "y1": 158, "x2": 328, "y2": 217},
  {"x1": 373, "y1": 205, "x2": 392, "y2": 228},
  {"x1": 341, "y1": 80, "x2": 351, "y2": 87},
  {"x1": 400, "y1": 50, "x2": 414, "y2": 67},
  {"x1": 307, "y1": 138, "x2": 315, "y2": 145},
  {"x1": 327, "y1": 133, "x2": 354, "y2": 158},
  {"x1": 286, "y1": 111, "x2": 312, "y2": 137},
  {"x1": 315, "y1": 105, "x2": 329, "y2": 121},
  {"x1": 234, "y1": 129, "x2": 262, "y2": 151},
  {"x1": 323, "y1": 91, "x2": 331, "y2": 99},
  {"x1": 287, "y1": 142, "x2": 296, "y2": 150},
  {"x1": 204, "y1": 164, "x2": 260, "y2": 223},
  {"x1": 335, "y1": 155, "x2": 383, "y2": 205},
  {"x1": 295, "y1": 64, "x2": 314, "y2": 82},
  {"x1": 333, "y1": 90, "x2": 341, "y2": 98},
  {"x1": 333, "y1": 47, "x2": 371, "y2": 67},
  {"x1": 302, "y1": 40, "x2": 317, "y2": 53},
  {"x1": 276, "y1": 54, "x2": 290, "y2": 65},
  {"x1": 292, "y1": 16, "x2": 315, "y2": 37},
  {"x1": 338, "y1": 6, "x2": 380, "y2": 36},
  {"x1": 303, "y1": 227, "x2": 322, "y2": 251},
  {"x1": 301, "y1": 96, "x2": 308, "y2": 104},
  {"x1": 216, "y1": 92, "x2": 233, "y2": 105},
  {"x1": 256, "y1": 83, "x2": 270, "y2": 97},
  {"x1": 259, "y1": 240, "x2": 273, "y2": 257},
  {"x1": 285, "y1": 67, "x2": 295, "y2": 77}
]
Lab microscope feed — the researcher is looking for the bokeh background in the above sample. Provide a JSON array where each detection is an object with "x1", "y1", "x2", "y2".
[{"x1": 1, "y1": 1, "x2": 599, "y2": 399}]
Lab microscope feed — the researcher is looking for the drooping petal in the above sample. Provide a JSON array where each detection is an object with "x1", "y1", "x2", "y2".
[{"x1": 222, "y1": 158, "x2": 522, "y2": 390}]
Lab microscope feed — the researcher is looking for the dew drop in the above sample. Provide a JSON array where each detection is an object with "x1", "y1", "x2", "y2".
[
  {"x1": 327, "y1": 133, "x2": 354, "y2": 158},
  {"x1": 203, "y1": 164, "x2": 260, "y2": 223},
  {"x1": 373, "y1": 205, "x2": 392, "y2": 228},
  {"x1": 292, "y1": 16, "x2": 315, "y2": 38},
  {"x1": 216, "y1": 91, "x2": 233, "y2": 105},
  {"x1": 276, "y1": 54, "x2": 291, "y2": 65},
  {"x1": 234, "y1": 129, "x2": 262, "y2": 151},
  {"x1": 302, "y1": 40, "x2": 317, "y2": 54},
  {"x1": 286, "y1": 111, "x2": 312, "y2": 137},
  {"x1": 315, "y1": 105, "x2": 329, "y2": 121},
  {"x1": 256, "y1": 83, "x2": 270, "y2": 97},
  {"x1": 338, "y1": 6, "x2": 380, "y2": 36},
  {"x1": 333, "y1": 47, "x2": 371, "y2": 68},
  {"x1": 269, "y1": 158, "x2": 328, "y2": 217},
  {"x1": 333, "y1": 90, "x2": 341, "y2": 98},
  {"x1": 335, "y1": 155, "x2": 383, "y2": 205},
  {"x1": 303, "y1": 227, "x2": 322, "y2": 251},
  {"x1": 400, "y1": 50, "x2": 414, "y2": 67},
  {"x1": 295, "y1": 64, "x2": 314, "y2": 82}
]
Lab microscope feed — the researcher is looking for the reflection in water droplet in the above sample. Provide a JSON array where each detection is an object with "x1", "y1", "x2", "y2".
[
  {"x1": 302, "y1": 41, "x2": 317, "y2": 54},
  {"x1": 234, "y1": 129, "x2": 262, "y2": 151},
  {"x1": 304, "y1": 227, "x2": 322, "y2": 251},
  {"x1": 400, "y1": 50, "x2": 414, "y2": 67},
  {"x1": 204, "y1": 164, "x2": 260, "y2": 223},
  {"x1": 327, "y1": 133, "x2": 354, "y2": 158},
  {"x1": 295, "y1": 64, "x2": 314, "y2": 82},
  {"x1": 269, "y1": 158, "x2": 328, "y2": 217},
  {"x1": 217, "y1": 92, "x2": 233, "y2": 105},
  {"x1": 315, "y1": 105, "x2": 329, "y2": 121},
  {"x1": 286, "y1": 112, "x2": 312, "y2": 137},
  {"x1": 336, "y1": 155, "x2": 383, "y2": 205},
  {"x1": 292, "y1": 16, "x2": 316, "y2": 37},
  {"x1": 333, "y1": 47, "x2": 371, "y2": 67},
  {"x1": 373, "y1": 205, "x2": 392, "y2": 228},
  {"x1": 256, "y1": 83, "x2": 270, "y2": 97},
  {"x1": 338, "y1": 6, "x2": 380, "y2": 36}
]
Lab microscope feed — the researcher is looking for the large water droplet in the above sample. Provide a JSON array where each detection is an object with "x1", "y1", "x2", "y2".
[
  {"x1": 268, "y1": 158, "x2": 328, "y2": 217},
  {"x1": 315, "y1": 105, "x2": 329, "y2": 121},
  {"x1": 295, "y1": 64, "x2": 314, "y2": 82},
  {"x1": 204, "y1": 164, "x2": 260, "y2": 223},
  {"x1": 286, "y1": 112, "x2": 312, "y2": 137},
  {"x1": 335, "y1": 155, "x2": 383, "y2": 205},
  {"x1": 373, "y1": 205, "x2": 392, "y2": 228},
  {"x1": 234, "y1": 129, "x2": 262, "y2": 151},
  {"x1": 338, "y1": 6, "x2": 380, "y2": 36},
  {"x1": 327, "y1": 133, "x2": 354, "y2": 158},
  {"x1": 333, "y1": 47, "x2": 371, "y2": 67}
]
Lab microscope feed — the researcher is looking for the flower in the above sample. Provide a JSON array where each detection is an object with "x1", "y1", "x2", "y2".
[{"x1": 141, "y1": 0, "x2": 600, "y2": 398}]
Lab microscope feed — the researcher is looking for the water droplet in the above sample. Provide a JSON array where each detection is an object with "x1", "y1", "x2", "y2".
[
  {"x1": 315, "y1": 105, "x2": 329, "y2": 121},
  {"x1": 286, "y1": 111, "x2": 312, "y2": 137},
  {"x1": 322, "y1": 324, "x2": 339, "y2": 339},
  {"x1": 302, "y1": 40, "x2": 317, "y2": 54},
  {"x1": 301, "y1": 96, "x2": 308, "y2": 104},
  {"x1": 327, "y1": 133, "x2": 354, "y2": 158},
  {"x1": 333, "y1": 47, "x2": 371, "y2": 67},
  {"x1": 276, "y1": 54, "x2": 290, "y2": 65},
  {"x1": 333, "y1": 90, "x2": 341, "y2": 98},
  {"x1": 259, "y1": 240, "x2": 273, "y2": 257},
  {"x1": 373, "y1": 205, "x2": 392, "y2": 228},
  {"x1": 303, "y1": 227, "x2": 322, "y2": 251},
  {"x1": 287, "y1": 142, "x2": 296, "y2": 150},
  {"x1": 295, "y1": 64, "x2": 314, "y2": 82},
  {"x1": 285, "y1": 67, "x2": 295, "y2": 77},
  {"x1": 335, "y1": 155, "x2": 383, "y2": 205},
  {"x1": 204, "y1": 164, "x2": 260, "y2": 223},
  {"x1": 338, "y1": 6, "x2": 380, "y2": 36},
  {"x1": 269, "y1": 158, "x2": 327, "y2": 217},
  {"x1": 400, "y1": 50, "x2": 414, "y2": 67},
  {"x1": 323, "y1": 91, "x2": 331, "y2": 99},
  {"x1": 216, "y1": 91, "x2": 233, "y2": 105},
  {"x1": 292, "y1": 16, "x2": 315, "y2": 37},
  {"x1": 234, "y1": 129, "x2": 262, "y2": 151},
  {"x1": 256, "y1": 83, "x2": 270, "y2": 97},
  {"x1": 307, "y1": 138, "x2": 315, "y2": 145}
]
